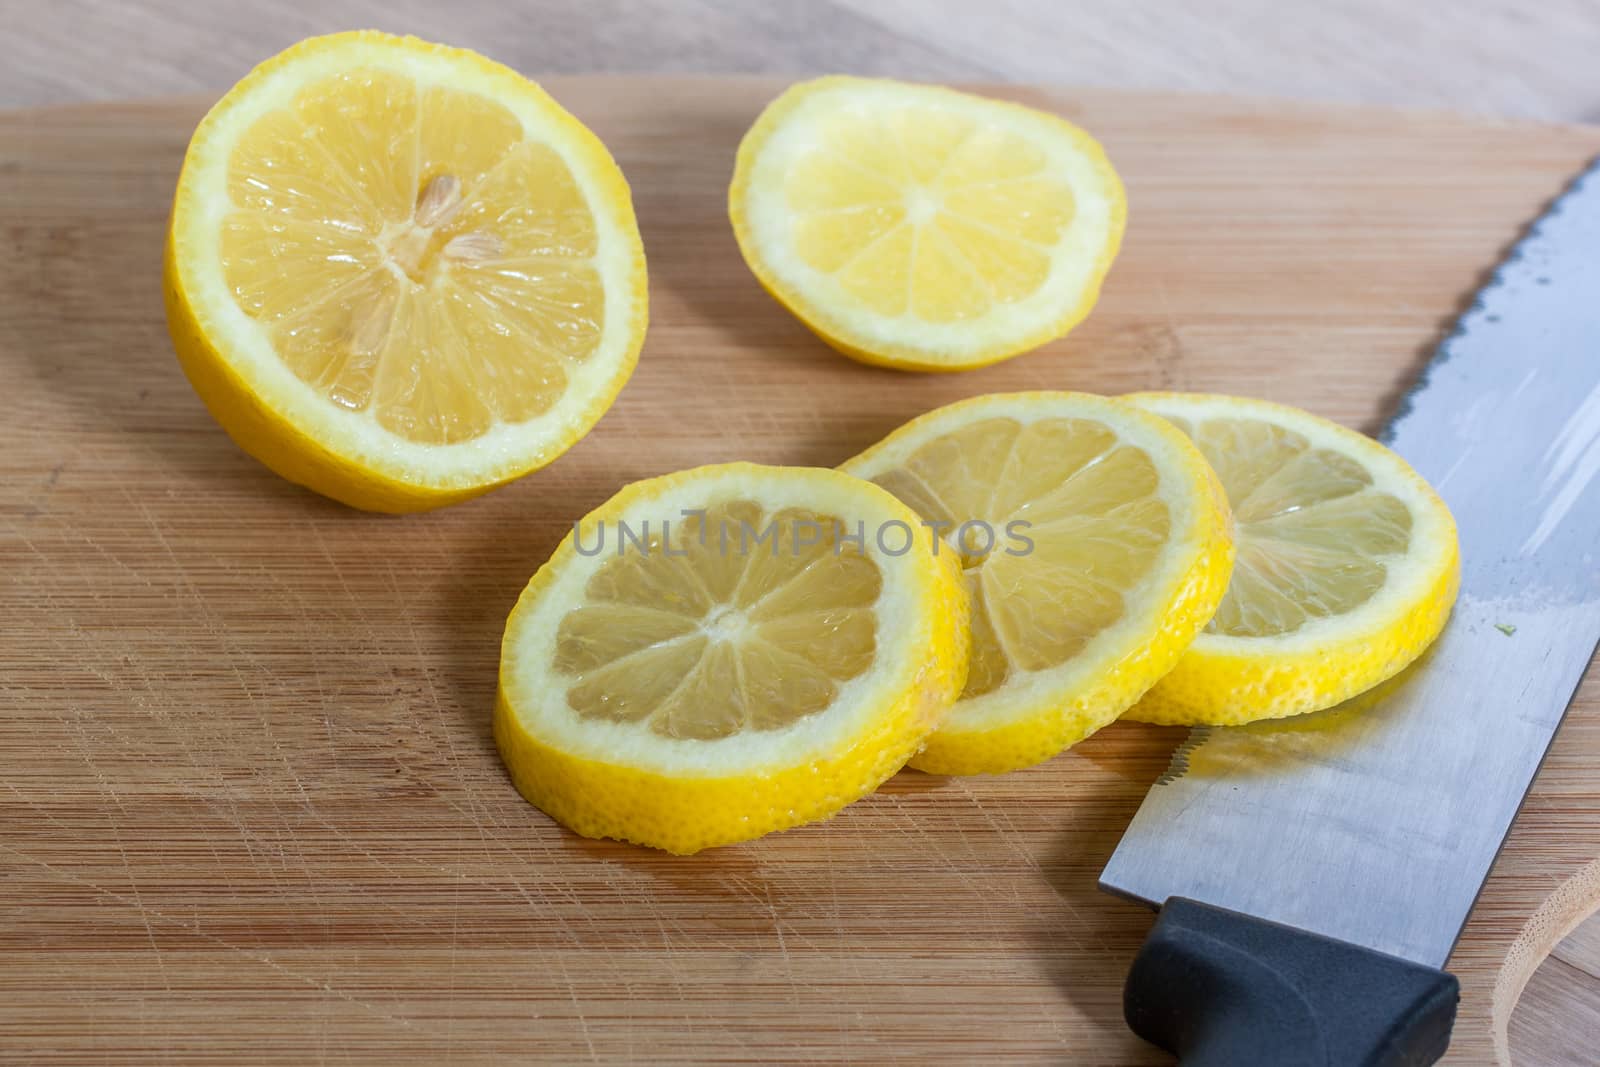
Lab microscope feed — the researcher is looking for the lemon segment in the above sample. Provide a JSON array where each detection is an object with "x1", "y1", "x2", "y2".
[
  {"x1": 494, "y1": 463, "x2": 969, "y2": 854},
  {"x1": 165, "y1": 32, "x2": 648, "y2": 511},
  {"x1": 1123, "y1": 393, "x2": 1461, "y2": 725},
  {"x1": 730, "y1": 77, "x2": 1125, "y2": 372},
  {"x1": 841, "y1": 393, "x2": 1233, "y2": 774}
]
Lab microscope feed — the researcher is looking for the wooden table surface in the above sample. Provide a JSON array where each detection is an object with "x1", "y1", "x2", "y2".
[
  {"x1": 5, "y1": 4, "x2": 1600, "y2": 1064},
  {"x1": 7, "y1": 0, "x2": 1600, "y2": 121}
]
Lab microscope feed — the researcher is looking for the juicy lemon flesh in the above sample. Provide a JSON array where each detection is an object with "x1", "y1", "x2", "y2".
[
  {"x1": 866, "y1": 416, "x2": 1169, "y2": 699},
  {"x1": 786, "y1": 108, "x2": 1075, "y2": 322},
  {"x1": 1168, "y1": 414, "x2": 1412, "y2": 638},
  {"x1": 220, "y1": 68, "x2": 604, "y2": 447},
  {"x1": 553, "y1": 502, "x2": 885, "y2": 741}
]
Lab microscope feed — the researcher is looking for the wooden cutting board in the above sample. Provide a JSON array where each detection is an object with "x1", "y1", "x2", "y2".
[{"x1": 2, "y1": 77, "x2": 1598, "y2": 1065}]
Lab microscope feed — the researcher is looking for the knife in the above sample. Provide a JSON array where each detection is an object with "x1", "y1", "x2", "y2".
[{"x1": 1100, "y1": 156, "x2": 1600, "y2": 1067}]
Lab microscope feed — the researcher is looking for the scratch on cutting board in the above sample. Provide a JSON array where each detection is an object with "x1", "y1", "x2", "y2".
[
  {"x1": 951, "y1": 779, "x2": 1100, "y2": 953},
  {"x1": 881, "y1": 792, "x2": 998, "y2": 915},
  {"x1": 133, "y1": 692, "x2": 272, "y2": 888},
  {"x1": 462, "y1": 842, "x2": 598, "y2": 1062},
  {"x1": 729, "y1": 872, "x2": 831, "y2": 963},
  {"x1": 0, "y1": 841, "x2": 416, "y2": 1030},
  {"x1": 444, "y1": 869, "x2": 461, "y2": 1065},
  {"x1": 308, "y1": 519, "x2": 361, "y2": 610},
  {"x1": 719, "y1": 873, "x2": 825, "y2": 1007},
  {"x1": 142, "y1": 695, "x2": 271, "y2": 883},
  {"x1": 815, "y1": 832, "x2": 869, "y2": 1058},
  {"x1": 49, "y1": 694, "x2": 175, "y2": 992},
  {"x1": 412, "y1": 790, "x2": 602, "y2": 1062},
  {"x1": 764, "y1": 880, "x2": 802, "y2": 1008},
  {"x1": 82, "y1": 626, "x2": 308, "y2": 909},
  {"x1": 96, "y1": 751, "x2": 174, "y2": 995},
  {"x1": 392, "y1": 590, "x2": 605, "y2": 1061}
]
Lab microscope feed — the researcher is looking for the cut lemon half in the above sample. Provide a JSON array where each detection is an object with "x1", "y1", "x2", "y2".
[
  {"x1": 1123, "y1": 393, "x2": 1460, "y2": 725},
  {"x1": 494, "y1": 463, "x2": 969, "y2": 854},
  {"x1": 729, "y1": 77, "x2": 1125, "y2": 372},
  {"x1": 841, "y1": 393, "x2": 1233, "y2": 774},
  {"x1": 165, "y1": 32, "x2": 648, "y2": 512}
]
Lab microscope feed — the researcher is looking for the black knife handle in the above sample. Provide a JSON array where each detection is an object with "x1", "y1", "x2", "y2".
[{"x1": 1124, "y1": 898, "x2": 1459, "y2": 1067}]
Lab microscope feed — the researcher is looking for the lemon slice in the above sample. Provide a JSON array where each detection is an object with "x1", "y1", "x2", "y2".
[
  {"x1": 494, "y1": 463, "x2": 969, "y2": 854},
  {"x1": 1123, "y1": 393, "x2": 1460, "y2": 725},
  {"x1": 165, "y1": 32, "x2": 648, "y2": 511},
  {"x1": 841, "y1": 393, "x2": 1233, "y2": 774},
  {"x1": 729, "y1": 77, "x2": 1125, "y2": 372}
]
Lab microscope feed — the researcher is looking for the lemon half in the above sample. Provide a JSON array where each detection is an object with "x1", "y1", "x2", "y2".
[
  {"x1": 165, "y1": 32, "x2": 648, "y2": 511},
  {"x1": 730, "y1": 77, "x2": 1125, "y2": 372}
]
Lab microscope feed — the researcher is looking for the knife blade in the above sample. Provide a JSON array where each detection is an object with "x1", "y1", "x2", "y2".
[{"x1": 1100, "y1": 155, "x2": 1600, "y2": 1067}]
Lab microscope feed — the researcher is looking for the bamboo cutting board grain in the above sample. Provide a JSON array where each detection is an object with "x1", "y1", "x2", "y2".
[{"x1": 1, "y1": 78, "x2": 1598, "y2": 1065}]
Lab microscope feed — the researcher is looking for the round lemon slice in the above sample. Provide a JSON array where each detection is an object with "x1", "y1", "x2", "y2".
[
  {"x1": 165, "y1": 32, "x2": 648, "y2": 512},
  {"x1": 841, "y1": 393, "x2": 1233, "y2": 774},
  {"x1": 1123, "y1": 393, "x2": 1460, "y2": 725},
  {"x1": 494, "y1": 463, "x2": 969, "y2": 854},
  {"x1": 729, "y1": 77, "x2": 1125, "y2": 372}
]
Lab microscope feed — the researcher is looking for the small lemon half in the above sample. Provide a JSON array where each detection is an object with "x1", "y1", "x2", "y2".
[{"x1": 730, "y1": 77, "x2": 1125, "y2": 372}]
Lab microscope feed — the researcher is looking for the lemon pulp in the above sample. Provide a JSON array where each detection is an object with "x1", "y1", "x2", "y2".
[
  {"x1": 869, "y1": 415, "x2": 1170, "y2": 696},
  {"x1": 1172, "y1": 413, "x2": 1412, "y2": 638},
  {"x1": 785, "y1": 108, "x2": 1079, "y2": 321},
  {"x1": 554, "y1": 502, "x2": 885, "y2": 740},
  {"x1": 167, "y1": 32, "x2": 648, "y2": 511},
  {"x1": 731, "y1": 77, "x2": 1125, "y2": 370},
  {"x1": 221, "y1": 68, "x2": 605, "y2": 446}
]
